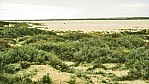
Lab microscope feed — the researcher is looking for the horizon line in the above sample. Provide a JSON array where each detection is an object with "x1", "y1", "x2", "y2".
[{"x1": 1, "y1": 17, "x2": 149, "y2": 21}]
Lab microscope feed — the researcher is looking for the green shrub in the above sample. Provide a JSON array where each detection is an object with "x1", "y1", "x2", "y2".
[
  {"x1": 1, "y1": 46, "x2": 59, "y2": 65},
  {"x1": 3, "y1": 63, "x2": 21, "y2": 73},
  {"x1": 126, "y1": 48, "x2": 149, "y2": 79},
  {"x1": 115, "y1": 35, "x2": 145, "y2": 49},
  {"x1": 63, "y1": 31, "x2": 92, "y2": 41},
  {"x1": 39, "y1": 73, "x2": 52, "y2": 84},
  {"x1": 1, "y1": 27, "x2": 56, "y2": 38},
  {"x1": 0, "y1": 39, "x2": 11, "y2": 51},
  {"x1": 67, "y1": 77, "x2": 76, "y2": 84},
  {"x1": 20, "y1": 61, "x2": 31, "y2": 69},
  {"x1": 0, "y1": 74, "x2": 33, "y2": 84}
]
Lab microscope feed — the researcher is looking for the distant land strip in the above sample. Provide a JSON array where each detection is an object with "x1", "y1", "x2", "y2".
[{"x1": 1, "y1": 17, "x2": 149, "y2": 21}]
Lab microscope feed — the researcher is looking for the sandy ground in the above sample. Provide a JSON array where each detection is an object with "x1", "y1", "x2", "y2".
[
  {"x1": 15, "y1": 64, "x2": 148, "y2": 84},
  {"x1": 30, "y1": 65, "x2": 72, "y2": 83},
  {"x1": 8, "y1": 20, "x2": 149, "y2": 32},
  {"x1": 29, "y1": 65, "x2": 85, "y2": 84}
]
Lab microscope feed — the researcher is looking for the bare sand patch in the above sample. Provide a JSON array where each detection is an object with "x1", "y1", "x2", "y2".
[
  {"x1": 29, "y1": 65, "x2": 86, "y2": 84},
  {"x1": 118, "y1": 80, "x2": 148, "y2": 84},
  {"x1": 30, "y1": 65, "x2": 72, "y2": 84}
]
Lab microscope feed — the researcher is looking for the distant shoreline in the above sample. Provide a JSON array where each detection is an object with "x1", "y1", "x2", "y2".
[{"x1": 1, "y1": 17, "x2": 149, "y2": 21}]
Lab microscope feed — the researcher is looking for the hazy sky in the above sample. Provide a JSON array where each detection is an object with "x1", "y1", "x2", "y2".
[{"x1": 0, "y1": 0, "x2": 149, "y2": 20}]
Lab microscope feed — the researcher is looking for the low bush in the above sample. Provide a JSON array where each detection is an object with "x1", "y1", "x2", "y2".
[{"x1": 39, "y1": 73, "x2": 52, "y2": 84}]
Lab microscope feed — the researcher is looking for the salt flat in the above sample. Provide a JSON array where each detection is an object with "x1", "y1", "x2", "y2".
[{"x1": 7, "y1": 20, "x2": 149, "y2": 32}]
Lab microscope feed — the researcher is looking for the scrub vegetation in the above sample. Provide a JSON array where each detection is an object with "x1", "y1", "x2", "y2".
[{"x1": 0, "y1": 21, "x2": 149, "y2": 84}]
